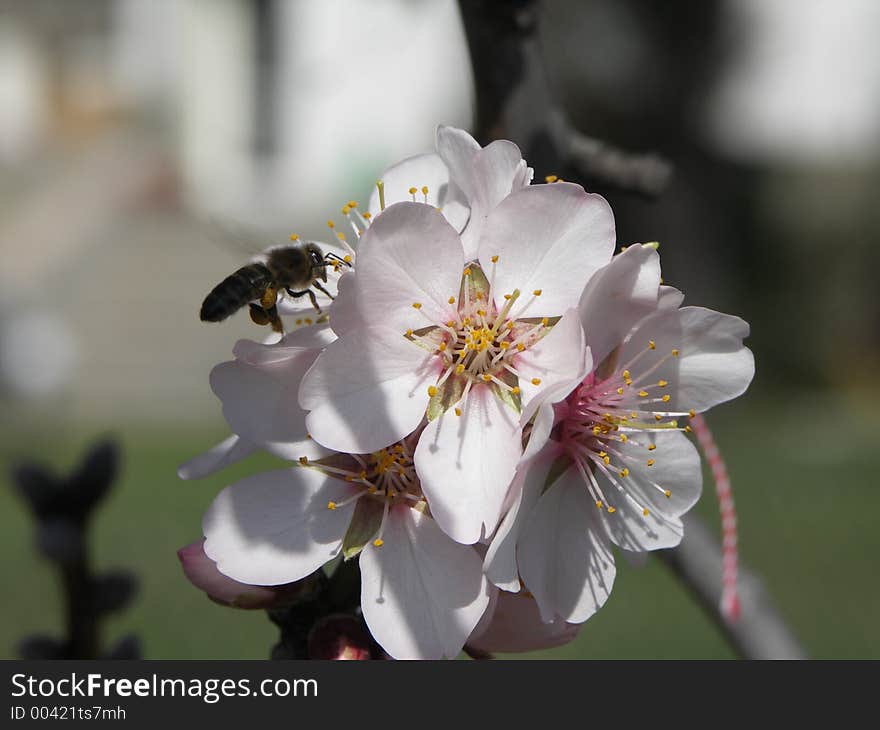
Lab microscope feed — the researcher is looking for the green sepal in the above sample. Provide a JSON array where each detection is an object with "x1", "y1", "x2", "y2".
[
  {"x1": 341, "y1": 498, "x2": 384, "y2": 560},
  {"x1": 490, "y1": 368, "x2": 522, "y2": 414}
]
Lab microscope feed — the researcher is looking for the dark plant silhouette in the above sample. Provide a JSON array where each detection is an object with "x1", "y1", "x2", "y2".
[{"x1": 11, "y1": 439, "x2": 140, "y2": 659}]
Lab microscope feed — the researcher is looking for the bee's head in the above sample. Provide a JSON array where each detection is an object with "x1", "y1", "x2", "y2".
[{"x1": 305, "y1": 242, "x2": 327, "y2": 282}]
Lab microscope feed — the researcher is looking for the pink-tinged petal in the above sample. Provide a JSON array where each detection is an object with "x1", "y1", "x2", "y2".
[
  {"x1": 484, "y1": 448, "x2": 559, "y2": 591},
  {"x1": 210, "y1": 352, "x2": 326, "y2": 461},
  {"x1": 359, "y1": 507, "x2": 490, "y2": 660},
  {"x1": 435, "y1": 126, "x2": 481, "y2": 193},
  {"x1": 300, "y1": 325, "x2": 437, "y2": 453},
  {"x1": 177, "y1": 434, "x2": 257, "y2": 480},
  {"x1": 458, "y1": 141, "x2": 530, "y2": 260},
  {"x1": 367, "y1": 152, "x2": 470, "y2": 233},
  {"x1": 515, "y1": 309, "x2": 586, "y2": 410},
  {"x1": 657, "y1": 285, "x2": 684, "y2": 310},
  {"x1": 468, "y1": 590, "x2": 581, "y2": 653},
  {"x1": 579, "y1": 244, "x2": 661, "y2": 367},
  {"x1": 415, "y1": 385, "x2": 521, "y2": 544},
  {"x1": 203, "y1": 468, "x2": 356, "y2": 586},
  {"x1": 479, "y1": 183, "x2": 615, "y2": 319},
  {"x1": 350, "y1": 202, "x2": 463, "y2": 333},
  {"x1": 596, "y1": 430, "x2": 701, "y2": 551},
  {"x1": 178, "y1": 539, "x2": 302, "y2": 609},
  {"x1": 518, "y1": 466, "x2": 616, "y2": 623},
  {"x1": 620, "y1": 306, "x2": 755, "y2": 413},
  {"x1": 327, "y1": 270, "x2": 359, "y2": 335}
]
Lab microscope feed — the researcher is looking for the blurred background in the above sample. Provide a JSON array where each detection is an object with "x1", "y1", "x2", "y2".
[{"x1": 0, "y1": 0, "x2": 877, "y2": 659}]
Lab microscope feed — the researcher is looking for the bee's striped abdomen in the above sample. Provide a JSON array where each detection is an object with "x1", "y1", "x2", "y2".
[{"x1": 200, "y1": 263, "x2": 273, "y2": 322}]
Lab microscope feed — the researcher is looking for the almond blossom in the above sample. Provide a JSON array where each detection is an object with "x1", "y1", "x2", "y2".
[
  {"x1": 484, "y1": 243, "x2": 755, "y2": 624},
  {"x1": 300, "y1": 182, "x2": 615, "y2": 544},
  {"x1": 368, "y1": 125, "x2": 533, "y2": 260},
  {"x1": 201, "y1": 427, "x2": 491, "y2": 660}
]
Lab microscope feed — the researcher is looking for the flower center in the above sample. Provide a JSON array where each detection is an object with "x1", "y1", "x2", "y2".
[
  {"x1": 297, "y1": 433, "x2": 424, "y2": 547},
  {"x1": 407, "y1": 262, "x2": 553, "y2": 417},
  {"x1": 558, "y1": 340, "x2": 693, "y2": 515}
]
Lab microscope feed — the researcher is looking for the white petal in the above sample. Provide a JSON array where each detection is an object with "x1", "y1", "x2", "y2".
[
  {"x1": 177, "y1": 434, "x2": 257, "y2": 480},
  {"x1": 414, "y1": 385, "x2": 521, "y2": 544},
  {"x1": 579, "y1": 244, "x2": 661, "y2": 366},
  {"x1": 596, "y1": 431, "x2": 701, "y2": 551},
  {"x1": 350, "y1": 201, "x2": 464, "y2": 334},
  {"x1": 620, "y1": 306, "x2": 755, "y2": 413},
  {"x1": 479, "y1": 183, "x2": 615, "y2": 319},
  {"x1": 359, "y1": 507, "x2": 490, "y2": 659},
  {"x1": 515, "y1": 308, "x2": 586, "y2": 410},
  {"x1": 202, "y1": 468, "x2": 355, "y2": 585},
  {"x1": 468, "y1": 591, "x2": 581, "y2": 653},
  {"x1": 484, "y1": 448, "x2": 558, "y2": 591},
  {"x1": 210, "y1": 347, "x2": 325, "y2": 460},
  {"x1": 367, "y1": 151, "x2": 470, "y2": 232},
  {"x1": 300, "y1": 325, "x2": 437, "y2": 453},
  {"x1": 518, "y1": 466, "x2": 616, "y2": 623},
  {"x1": 658, "y1": 285, "x2": 684, "y2": 310}
]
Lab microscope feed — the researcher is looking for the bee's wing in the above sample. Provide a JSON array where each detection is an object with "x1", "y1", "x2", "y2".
[{"x1": 190, "y1": 214, "x2": 292, "y2": 261}]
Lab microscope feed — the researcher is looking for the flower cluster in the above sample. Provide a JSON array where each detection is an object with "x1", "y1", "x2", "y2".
[{"x1": 180, "y1": 126, "x2": 754, "y2": 659}]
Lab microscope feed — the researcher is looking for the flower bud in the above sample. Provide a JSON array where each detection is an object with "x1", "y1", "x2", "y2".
[
  {"x1": 177, "y1": 540, "x2": 303, "y2": 609},
  {"x1": 307, "y1": 614, "x2": 373, "y2": 660}
]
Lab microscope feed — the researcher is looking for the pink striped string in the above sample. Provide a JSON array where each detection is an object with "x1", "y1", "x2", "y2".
[{"x1": 689, "y1": 413, "x2": 741, "y2": 622}]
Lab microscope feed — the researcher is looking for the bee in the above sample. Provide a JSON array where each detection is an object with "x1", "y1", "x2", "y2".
[{"x1": 200, "y1": 240, "x2": 347, "y2": 333}]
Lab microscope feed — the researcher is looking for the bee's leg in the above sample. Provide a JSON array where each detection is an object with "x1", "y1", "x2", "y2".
[
  {"x1": 313, "y1": 281, "x2": 335, "y2": 300},
  {"x1": 286, "y1": 288, "x2": 323, "y2": 315},
  {"x1": 249, "y1": 303, "x2": 271, "y2": 326},
  {"x1": 265, "y1": 304, "x2": 284, "y2": 334}
]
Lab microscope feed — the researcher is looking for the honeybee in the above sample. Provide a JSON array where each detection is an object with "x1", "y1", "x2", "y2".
[{"x1": 200, "y1": 240, "x2": 347, "y2": 333}]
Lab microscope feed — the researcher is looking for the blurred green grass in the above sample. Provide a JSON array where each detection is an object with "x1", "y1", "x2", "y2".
[{"x1": 1, "y1": 392, "x2": 878, "y2": 659}]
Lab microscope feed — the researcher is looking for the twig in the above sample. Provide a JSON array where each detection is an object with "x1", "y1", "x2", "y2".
[
  {"x1": 457, "y1": 0, "x2": 672, "y2": 197},
  {"x1": 659, "y1": 516, "x2": 806, "y2": 659}
]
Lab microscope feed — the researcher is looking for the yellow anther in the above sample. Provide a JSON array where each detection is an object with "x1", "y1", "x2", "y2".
[
  {"x1": 617, "y1": 387, "x2": 625, "y2": 395},
  {"x1": 454, "y1": 407, "x2": 462, "y2": 417},
  {"x1": 664, "y1": 489, "x2": 671, "y2": 498},
  {"x1": 619, "y1": 468, "x2": 630, "y2": 478},
  {"x1": 327, "y1": 501, "x2": 337, "y2": 510},
  {"x1": 623, "y1": 370, "x2": 631, "y2": 379},
  {"x1": 647, "y1": 459, "x2": 655, "y2": 467},
  {"x1": 603, "y1": 455, "x2": 611, "y2": 465},
  {"x1": 405, "y1": 329, "x2": 413, "y2": 337},
  {"x1": 684, "y1": 425, "x2": 693, "y2": 433},
  {"x1": 631, "y1": 412, "x2": 638, "y2": 419},
  {"x1": 662, "y1": 394, "x2": 671, "y2": 402},
  {"x1": 347, "y1": 200, "x2": 358, "y2": 208},
  {"x1": 298, "y1": 456, "x2": 309, "y2": 465},
  {"x1": 363, "y1": 212, "x2": 372, "y2": 220},
  {"x1": 672, "y1": 348, "x2": 680, "y2": 357},
  {"x1": 533, "y1": 289, "x2": 542, "y2": 296},
  {"x1": 598, "y1": 451, "x2": 607, "y2": 458},
  {"x1": 658, "y1": 379, "x2": 668, "y2": 387},
  {"x1": 448, "y1": 296, "x2": 455, "y2": 304},
  {"x1": 342, "y1": 205, "x2": 351, "y2": 215},
  {"x1": 638, "y1": 390, "x2": 649, "y2": 398},
  {"x1": 373, "y1": 538, "x2": 384, "y2": 547},
  {"x1": 408, "y1": 186, "x2": 417, "y2": 195},
  {"x1": 507, "y1": 321, "x2": 515, "y2": 330},
  {"x1": 620, "y1": 434, "x2": 629, "y2": 443},
  {"x1": 438, "y1": 342, "x2": 447, "y2": 352},
  {"x1": 648, "y1": 340, "x2": 656, "y2": 350},
  {"x1": 427, "y1": 385, "x2": 438, "y2": 397},
  {"x1": 511, "y1": 386, "x2": 520, "y2": 395},
  {"x1": 541, "y1": 317, "x2": 549, "y2": 326},
  {"x1": 491, "y1": 255, "x2": 499, "y2": 263},
  {"x1": 343, "y1": 254, "x2": 352, "y2": 263},
  {"x1": 689, "y1": 409, "x2": 696, "y2": 418},
  {"x1": 367, "y1": 486, "x2": 377, "y2": 494},
  {"x1": 327, "y1": 220, "x2": 335, "y2": 228},
  {"x1": 607, "y1": 506, "x2": 617, "y2": 514},
  {"x1": 545, "y1": 175, "x2": 558, "y2": 183},
  {"x1": 593, "y1": 426, "x2": 602, "y2": 435},
  {"x1": 295, "y1": 319, "x2": 302, "y2": 326},
  {"x1": 412, "y1": 302, "x2": 422, "y2": 310},
  {"x1": 482, "y1": 374, "x2": 492, "y2": 382},
  {"x1": 648, "y1": 444, "x2": 657, "y2": 451},
  {"x1": 463, "y1": 267, "x2": 472, "y2": 276},
  {"x1": 595, "y1": 500, "x2": 603, "y2": 509},
  {"x1": 655, "y1": 414, "x2": 663, "y2": 422},
  {"x1": 289, "y1": 233, "x2": 299, "y2": 241},
  {"x1": 531, "y1": 378, "x2": 542, "y2": 386},
  {"x1": 643, "y1": 508, "x2": 650, "y2": 517},
  {"x1": 337, "y1": 232, "x2": 346, "y2": 241},
  {"x1": 516, "y1": 343, "x2": 525, "y2": 352},
  {"x1": 421, "y1": 186, "x2": 428, "y2": 195},
  {"x1": 455, "y1": 364, "x2": 465, "y2": 374}
]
